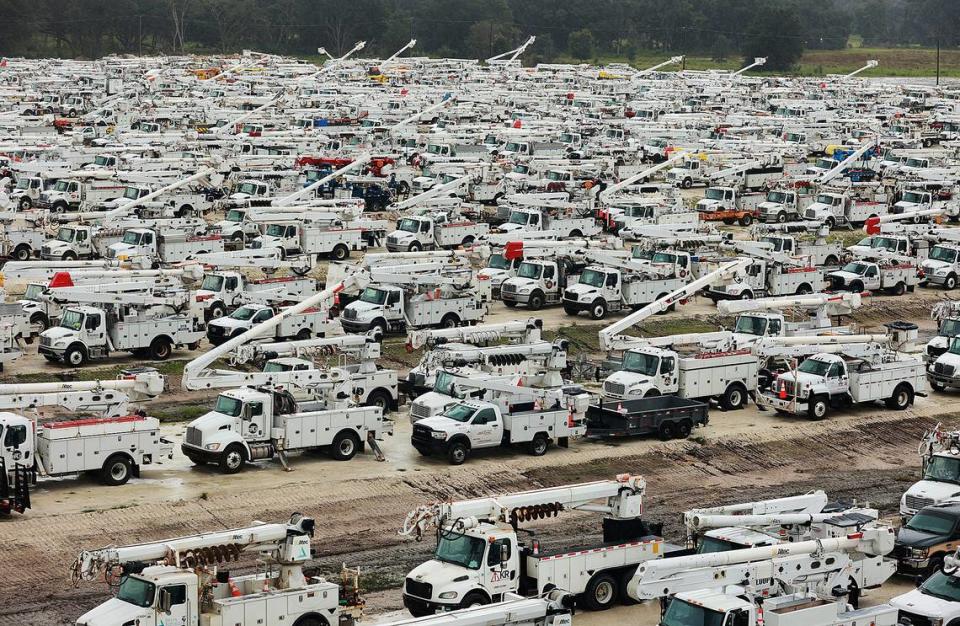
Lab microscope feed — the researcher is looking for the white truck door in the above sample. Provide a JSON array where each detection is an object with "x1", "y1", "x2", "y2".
[
  {"x1": 0, "y1": 419, "x2": 32, "y2": 470},
  {"x1": 158, "y1": 584, "x2": 189, "y2": 626},
  {"x1": 84, "y1": 311, "x2": 105, "y2": 346},
  {"x1": 241, "y1": 399, "x2": 268, "y2": 440},
  {"x1": 658, "y1": 355, "x2": 678, "y2": 392},
  {"x1": 863, "y1": 265, "x2": 880, "y2": 290},
  {"x1": 470, "y1": 408, "x2": 503, "y2": 448},
  {"x1": 483, "y1": 538, "x2": 518, "y2": 597},
  {"x1": 825, "y1": 361, "x2": 848, "y2": 397}
]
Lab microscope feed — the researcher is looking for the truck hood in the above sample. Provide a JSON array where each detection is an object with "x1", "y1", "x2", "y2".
[
  {"x1": 389, "y1": 230, "x2": 415, "y2": 241},
  {"x1": 928, "y1": 336, "x2": 951, "y2": 351},
  {"x1": 502, "y1": 277, "x2": 537, "y2": 290},
  {"x1": 605, "y1": 370, "x2": 650, "y2": 394},
  {"x1": 758, "y1": 201, "x2": 783, "y2": 210},
  {"x1": 76, "y1": 597, "x2": 151, "y2": 626},
  {"x1": 921, "y1": 259, "x2": 952, "y2": 273},
  {"x1": 187, "y1": 410, "x2": 236, "y2": 434},
  {"x1": 43, "y1": 239, "x2": 70, "y2": 252},
  {"x1": 209, "y1": 316, "x2": 248, "y2": 331},
  {"x1": 406, "y1": 560, "x2": 478, "y2": 598},
  {"x1": 411, "y1": 393, "x2": 457, "y2": 417},
  {"x1": 904, "y1": 479, "x2": 960, "y2": 508},
  {"x1": 230, "y1": 192, "x2": 251, "y2": 200},
  {"x1": 889, "y1": 588, "x2": 956, "y2": 618},
  {"x1": 565, "y1": 283, "x2": 599, "y2": 299},
  {"x1": 477, "y1": 268, "x2": 509, "y2": 284},
  {"x1": 344, "y1": 300, "x2": 382, "y2": 317},
  {"x1": 216, "y1": 219, "x2": 240, "y2": 230},
  {"x1": 894, "y1": 201, "x2": 920, "y2": 211},
  {"x1": 40, "y1": 326, "x2": 77, "y2": 342},
  {"x1": 805, "y1": 202, "x2": 832, "y2": 214},
  {"x1": 774, "y1": 370, "x2": 822, "y2": 388},
  {"x1": 416, "y1": 415, "x2": 472, "y2": 433},
  {"x1": 897, "y1": 525, "x2": 950, "y2": 549},
  {"x1": 827, "y1": 269, "x2": 860, "y2": 282},
  {"x1": 697, "y1": 199, "x2": 722, "y2": 209},
  {"x1": 499, "y1": 222, "x2": 524, "y2": 233},
  {"x1": 108, "y1": 242, "x2": 137, "y2": 254},
  {"x1": 845, "y1": 245, "x2": 873, "y2": 257}
]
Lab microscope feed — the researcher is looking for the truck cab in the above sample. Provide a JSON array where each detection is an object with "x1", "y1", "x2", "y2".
[
  {"x1": 501, "y1": 259, "x2": 580, "y2": 310},
  {"x1": 696, "y1": 187, "x2": 736, "y2": 212},
  {"x1": 207, "y1": 305, "x2": 274, "y2": 345},
  {"x1": 229, "y1": 180, "x2": 270, "y2": 202},
  {"x1": 902, "y1": 434, "x2": 960, "y2": 518},
  {"x1": 387, "y1": 216, "x2": 435, "y2": 252},
  {"x1": 603, "y1": 348, "x2": 680, "y2": 399},
  {"x1": 182, "y1": 387, "x2": 280, "y2": 470},
  {"x1": 38, "y1": 305, "x2": 106, "y2": 365},
  {"x1": 254, "y1": 222, "x2": 301, "y2": 256},
  {"x1": 921, "y1": 244, "x2": 960, "y2": 289},
  {"x1": 926, "y1": 317, "x2": 960, "y2": 362},
  {"x1": 894, "y1": 190, "x2": 934, "y2": 214},
  {"x1": 102, "y1": 185, "x2": 149, "y2": 210},
  {"x1": 478, "y1": 253, "x2": 523, "y2": 294},
  {"x1": 39, "y1": 179, "x2": 81, "y2": 212},
  {"x1": 75, "y1": 565, "x2": 199, "y2": 626},
  {"x1": 107, "y1": 228, "x2": 157, "y2": 260},
  {"x1": 340, "y1": 285, "x2": 404, "y2": 335},
  {"x1": 757, "y1": 190, "x2": 799, "y2": 223},
  {"x1": 0, "y1": 413, "x2": 32, "y2": 477},
  {"x1": 499, "y1": 208, "x2": 542, "y2": 233},
  {"x1": 891, "y1": 558, "x2": 960, "y2": 626},
  {"x1": 804, "y1": 192, "x2": 846, "y2": 224},
  {"x1": 216, "y1": 208, "x2": 262, "y2": 242},
  {"x1": 195, "y1": 272, "x2": 244, "y2": 319},
  {"x1": 893, "y1": 503, "x2": 960, "y2": 578},
  {"x1": 9, "y1": 176, "x2": 43, "y2": 209}
]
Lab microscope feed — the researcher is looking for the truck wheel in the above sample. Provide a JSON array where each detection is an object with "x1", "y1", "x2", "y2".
[
  {"x1": 209, "y1": 303, "x2": 227, "y2": 319},
  {"x1": 738, "y1": 214, "x2": 753, "y2": 226},
  {"x1": 18, "y1": 196, "x2": 31, "y2": 210},
  {"x1": 722, "y1": 218, "x2": 735, "y2": 225},
  {"x1": 459, "y1": 592, "x2": 490, "y2": 610},
  {"x1": 808, "y1": 396, "x2": 830, "y2": 421},
  {"x1": 64, "y1": 345, "x2": 86, "y2": 367},
  {"x1": 824, "y1": 255, "x2": 839, "y2": 266},
  {"x1": 563, "y1": 305, "x2": 579, "y2": 316},
  {"x1": 527, "y1": 291, "x2": 545, "y2": 311},
  {"x1": 447, "y1": 441, "x2": 469, "y2": 465},
  {"x1": 296, "y1": 328, "x2": 312, "y2": 340},
  {"x1": 62, "y1": 251, "x2": 77, "y2": 261},
  {"x1": 676, "y1": 420, "x2": 693, "y2": 439},
  {"x1": 331, "y1": 244, "x2": 350, "y2": 261},
  {"x1": 589, "y1": 300, "x2": 607, "y2": 320},
  {"x1": 231, "y1": 232, "x2": 244, "y2": 243},
  {"x1": 795, "y1": 283, "x2": 812, "y2": 295},
  {"x1": 658, "y1": 422, "x2": 675, "y2": 441},
  {"x1": 13, "y1": 245, "x2": 31, "y2": 261},
  {"x1": 149, "y1": 337, "x2": 172, "y2": 360},
  {"x1": 720, "y1": 384, "x2": 746, "y2": 410},
  {"x1": 331, "y1": 431, "x2": 361, "y2": 460},
  {"x1": 365, "y1": 389, "x2": 392, "y2": 413},
  {"x1": 582, "y1": 573, "x2": 618, "y2": 611},
  {"x1": 682, "y1": 177, "x2": 693, "y2": 189},
  {"x1": 570, "y1": 229, "x2": 583, "y2": 238},
  {"x1": 849, "y1": 280, "x2": 864, "y2": 293},
  {"x1": 947, "y1": 274, "x2": 958, "y2": 290},
  {"x1": 776, "y1": 211, "x2": 787, "y2": 223},
  {"x1": 29, "y1": 313, "x2": 49, "y2": 332},
  {"x1": 293, "y1": 615, "x2": 327, "y2": 626},
  {"x1": 461, "y1": 236, "x2": 475, "y2": 247},
  {"x1": 440, "y1": 314, "x2": 460, "y2": 329},
  {"x1": 891, "y1": 281, "x2": 906, "y2": 296},
  {"x1": 503, "y1": 300, "x2": 517, "y2": 308},
  {"x1": 219, "y1": 444, "x2": 246, "y2": 473},
  {"x1": 528, "y1": 434, "x2": 549, "y2": 456},
  {"x1": 53, "y1": 201, "x2": 68, "y2": 213},
  {"x1": 178, "y1": 204, "x2": 194, "y2": 218},
  {"x1": 408, "y1": 241, "x2": 422, "y2": 252},
  {"x1": 738, "y1": 290, "x2": 753, "y2": 300},
  {"x1": 371, "y1": 319, "x2": 388, "y2": 338},
  {"x1": 101, "y1": 455, "x2": 132, "y2": 486},
  {"x1": 619, "y1": 568, "x2": 639, "y2": 605},
  {"x1": 886, "y1": 384, "x2": 914, "y2": 410}
]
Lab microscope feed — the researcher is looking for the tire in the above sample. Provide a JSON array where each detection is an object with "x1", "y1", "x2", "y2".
[
  {"x1": 331, "y1": 430, "x2": 361, "y2": 461},
  {"x1": 739, "y1": 214, "x2": 753, "y2": 226},
  {"x1": 589, "y1": 299, "x2": 607, "y2": 320},
  {"x1": 440, "y1": 314, "x2": 460, "y2": 329},
  {"x1": 619, "y1": 568, "x2": 639, "y2": 605},
  {"x1": 739, "y1": 291, "x2": 754, "y2": 300},
  {"x1": 682, "y1": 177, "x2": 693, "y2": 189},
  {"x1": 569, "y1": 229, "x2": 583, "y2": 238},
  {"x1": 824, "y1": 255, "x2": 839, "y2": 266},
  {"x1": 891, "y1": 281, "x2": 906, "y2": 296},
  {"x1": 29, "y1": 313, "x2": 49, "y2": 332},
  {"x1": 18, "y1": 196, "x2": 32, "y2": 210},
  {"x1": 659, "y1": 422, "x2": 675, "y2": 441},
  {"x1": 676, "y1": 420, "x2": 693, "y2": 439},
  {"x1": 209, "y1": 303, "x2": 227, "y2": 319},
  {"x1": 795, "y1": 283, "x2": 812, "y2": 295},
  {"x1": 100, "y1": 455, "x2": 132, "y2": 486},
  {"x1": 720, "y1": 384, "x2": 746, "y2": 411},
  {"x1": 947, "y1": 274, "x2": 958, "y2": 290},
  {"x1": 776, "y1": 211, "x2": 787, "y2": 223},
  {"x1": 12, "y1": 245, "x2": 30, "y2": 261},
  {"x1": 149, "y1": 337, "x2": 172, "y2": 360},
  {"x1": 582, "y1": 573, "x2": 618, "y2": 611},
  {"x1": 64, "y1": 345, "x2": 86, "y2": 367},
  {"x1": 62, "y1": 251, "x2": 77, "y2": 261},
  {"x1": 849, "y1": 280, "x2": 864, "y2": 293},
  {"x1": 808, "y1": 396, "x2": 830, "y2": 421},
  {"x1": 408, "y1": 241, "x2": 422, "y2": 252},
  {"x1": 461, "y1": 236, "x2": 475, "y2": 247},
  {"x1": 722, "y1": 218, "x2": 736, "y2": 225},
  {"x1": 886, "y1": 384, "x2": 913, "y2": 410},
  {"x1": 371, "y1": 318, "x2": 388, "y2": 337},
  {"x1": 528, "y1": 433, "x2": 549, "y2": 456},
  {"x1": 218, "y1": 444, "x2": 246, "y2": 474},
  {"x1": 231, "y1": 232, "x2": 244, "y2": 243},
  {"x1": 527, "y1": 291, "x2": 544, "y2": 311},
  {"x1": 926, "y1": 555, "x2": 945, "y2": 580},
  {"x1": 53, "y1": 201, "x2": 68, "y2": 213},
  {"x1": 331, "y1": 244, "x2": 349, "y2": 261},
  {"x1": 294, "y1": 615, "x2": 327, "y2": 626},
  {"x1": 365, "y1": 389, "x2": 392, "y2": 413},
  {"x1": 563, "y1": 305, "x2": 579, "y2": 316},
  {"x1": 447, "y1": 441, "x2": 469, "y2": 465},
  {"x1": 459, "y1": 592, "x2": 489, "y2": 610},
  {"x1": 503, "y1": 300, "x2": 517, "y2": 308}
]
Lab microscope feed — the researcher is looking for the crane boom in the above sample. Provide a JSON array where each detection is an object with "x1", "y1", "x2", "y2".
[
  {"x1": 0, "y1": 370, "x2": 164, "y2": 416},
  {"x1": 406, "y1": 318, "x2": 541, "y2": 350},
  {"x1": 717, "y1": 292, "x2": 862, "y2": 315}
]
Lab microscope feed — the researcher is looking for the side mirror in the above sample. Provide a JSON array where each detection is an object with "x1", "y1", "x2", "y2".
[
  {"x1": 158, "y1": 588, "x2": 172, "y2": 613},
  {"x1": 500, "y1": 543, "x2": 509, "y2": 564},
  {"x1": 241, "y1": 404, "x2": 252, "y2": 420}
]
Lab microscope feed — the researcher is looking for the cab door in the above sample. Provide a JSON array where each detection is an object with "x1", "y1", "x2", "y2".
[
  {"x1": 241, "y1": 399, "x2": 267, "y2": 441},
  {"x1": 482, "y1": 537, "x2": 519, "y2": 598},
  {"x1": 824, "y1": 361, "x2": 849, "y2": 396},
  {"x1": 158, "y1": 584, "x2": 190, "y2": 626},
  {"x1": 83, "y1": 312, "x2": 105, "y2": 346},
  {"x1": 1, "y1": 420, "x2": 32, "y2": 470},
  {"x1": 863, "y1": 265, "x2": 880, "y2": 290},
  {"x1": 470, "y1": 408, "x2": 503, "y2": 448}
]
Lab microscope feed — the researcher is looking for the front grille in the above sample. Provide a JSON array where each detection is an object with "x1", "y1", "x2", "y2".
[
  {"x1": 781, "y1": 379, "x2": 796, "y2": 397},
  {"x1": 387, "y1": 234, "x2": 399, "y2": 244},
  {"x1": 208, "y1": 325, "x2": 225, "y2": 337},
  {"x1": 891, "y1": 544, "x2": 908, "y2": 560},
  {"x1": 405, "y1": 578, "x2": 432, "y2": 599},
  {"x1": 563, "y1": 290, "x2": 577, "y2": 301},
  {"x1": 342, "y1": 307, "x2": 358, "y2": 320},
  {"x1": 39, "y1": 335, "x2": 52, "y2": 347},
  {"x1": 604, "y1": 381, "x2": 626, "y2": 397},
  {"x1": 184, "y1": 426, "x2": 202, "y2": 446},
  {"x1": 411, "y1": 424, "x2": 434, "y2": 445},
  {"x1": 897, "y1": 610, "x2": 933, "y2": 626},
  {"x1": 934, "y1": 362, "x2": 955, "y2": 377},
  {"x1": 407, "y1": 372, "x2": 426, "y2": 388},
  {"x1": 250, "y1": 239, "x2": 262, "y2": 249},
  {"x1": 411, "y1": 403, "x2": 432, "y2": 420},
  {"x1": 501, "y1": 283, "x2": 517, "y2": 295},
  {"x1": 905, "y1": 495, "x2": 934, "y2": 511},
  {"x1": 804, "y1": 208, "x2": 818, "y2": 219}
]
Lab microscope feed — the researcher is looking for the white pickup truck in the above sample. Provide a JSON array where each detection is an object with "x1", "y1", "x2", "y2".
[
  {"x1": 410, "y1": 395, "x2": 588, "y2": 464},
  {"x1": 827, "y1": 259, "x2": 919, "y2": 295},
  {"x1": 206, "y1": 303, "x2": 333, "y2": 346}
]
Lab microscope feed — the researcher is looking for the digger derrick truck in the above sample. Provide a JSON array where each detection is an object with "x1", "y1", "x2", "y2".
[
  {"x1": 71, "y1": 513, "x2": 365, "y2": 626},
  {"x1": 901, "y1": 425, "x2": 960, "y2": 519},
  {"x1": 399, "y1": 475, "x2": 679, "y2": 615}
]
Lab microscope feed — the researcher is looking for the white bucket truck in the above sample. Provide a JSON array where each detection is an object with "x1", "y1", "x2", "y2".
[
  {"x1": 901, "y1": 426, "x2": 960, "y2": 519},
  {"x1": 386, "y1": 209, "x2": 489, "y2": 252},
  {"x1": 106, "y1": 228, "x2": 224, "y2": 263},
  {"x1": 41, "y1": 224, "x2": 125, "y2": 260}
]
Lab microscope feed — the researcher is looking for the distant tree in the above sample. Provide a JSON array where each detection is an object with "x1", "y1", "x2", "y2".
[
  {"x1": 741, "y1": 5, "x2": 805, "y2": 71},
  {"x1": 711, "y1": 34, "x2": 731, "y2": 61},
  {"x1": 567, "y1": 28, "x2": 595, "y2": 60}
]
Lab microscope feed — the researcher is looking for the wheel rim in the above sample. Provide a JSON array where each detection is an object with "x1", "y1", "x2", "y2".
[
  {"x1": 729, "y1": 390, "x2": 742, "y2": 407},
  {"x1": 211, "y1": 307, "x2": 225, "y2": 319},
  {"x1": 815, "y1": 403, "x2": 826, "y2": 418},
  {"x1": 110, "y1": 462, "x2": 128, "y2": 481},
  {"x1": 225, "y1": 451, "x2": 242, "y2": 469},
  {"x1": 339, "y1": 438, "x2": 355, "y2": 456},
  {"x1": 898, "y1": 391, "x2": 909, "y2": 406},
  {"x1": 535, "y1": 439, "x2": 546, "y2": 454},
  {"x1": 452, "y1": 448, "x2": 465, "y2": 462},
  {"x1": 68, "y1": 351, "x2": 82, "y2": 365},
  {"x1": 592, "y1": 305, "x2": 604, "y2": 318},
  {"x1": 595, "y1": 581, "x2": 614, "y2": 604}
]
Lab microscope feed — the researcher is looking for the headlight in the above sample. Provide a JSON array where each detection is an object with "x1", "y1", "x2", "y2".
[
  {"x1": 431, "y1": 431, "x2": 447, "y2": 440},
  {"x1": 519, "y1": 288, "x2": 531, "y2": 294},
  {"x1": 438, "y1": 591, "x2": 459, "y2": 599},
  {"x1": 911, "y1": 547, "x2": 930, "y2": 558},
  {"x1": 205, "y1": 443, "x2": 221, "y2": 451}
]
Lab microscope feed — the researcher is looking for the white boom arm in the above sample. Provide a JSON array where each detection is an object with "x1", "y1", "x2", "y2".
[
  {"x1": 407, "y1": 318, "x2": 541, "y2": 350},
  {"x1": 47, "y1": 282, "x2": 194, "y2": 307},
  {"x1": 627, "y1": 526, "x2": 895, "y2": 601},
  {"x1": 717, "y1": 292, "x2": 862, "y2": 316},
  {"x1": 486, "y1": 36, "x2": 536, "y2": 64},
  {"x1": 300, "y1": 41, "x2": 367, "y2": 81},
  {"x1": 213, "y1": 92, "x2": 284, "y2": 137},
  {"x1": 818, "y1": 140, "x2": 876, "y2": 185},
  {"x1": 1, "y1": 259, "x2": 153, "y2": 283},
  {"x1": 842, "y1": 60, "x2": 878, "y2": 80},
  {"x1": 373, "y1": 594, "x2": 572, "y2": 626},
  {"x1": 381, "y1": 39, "x2": 417, "y2": 66},
  {"x1": 388, "y1": 96, "x2": 455, "y2": 133},
  {"x1": 686, "y1": 491, "x2": 828, "y2": 517},
  {"x1": 232, "y1": 332, "x2": 377, "y2": 365},
  {"x1": 599, "y1": 258, "x2": 751, "y2": 351},
  {"x1": 181, "y1": 271, "x2": 370, "y2": 390},
  {"x1": 277, "y1": 154, "x2": 371, "y2": 205},
  {"x1": 709, "y1": 158, "x2": 767, "y2": 183},
  {"x1": 0, "y1": 370, "x2": 164, "y2": 416},
  {"x1": 400, "y1": 476, "x2": 645, "y2": 540},
  {"x1": 753, "y1": 334, "x2": 890, "y2": 359},
  {"x1": 599, "y1": 154, "x2": 685, "y2": 201},
  {"x1": 865, "y1": 207, "x2": 946, "y2": 232},
  {"x1": 72, "y1": 514, "x2": 313, "y2": 583},
  {"x1": 392, "y1": 173, "x2": 473, "y2": 211},
  {"x1": 103, "y1": 168, "x2": 216, "y2": 221},
  {"x1": 637, "y1": 56, "x2": 684, "y2": 76},
  {"x1": 733, "y1": 57, "x2": 767, "y2": 76},
  {"x1": 687, "y1": 511, "x2": 875, "y2": 532}
]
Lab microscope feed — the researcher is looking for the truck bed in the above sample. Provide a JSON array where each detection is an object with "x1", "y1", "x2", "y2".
[{"x1": 586, "y1": 396, "x2": 709, "y2": 438}]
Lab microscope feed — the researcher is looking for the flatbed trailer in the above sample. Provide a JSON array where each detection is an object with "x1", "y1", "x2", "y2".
[{"x1": 585, "y1": 396, "x2": 709, "y2": 440}]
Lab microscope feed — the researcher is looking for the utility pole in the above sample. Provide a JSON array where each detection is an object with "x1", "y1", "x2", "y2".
[
  {"x1": 937, "y1": 37, "x2": 941, "y2": 86},
  {"x1": 138, "y1": 15, "x2": 143, "y2": 57}
]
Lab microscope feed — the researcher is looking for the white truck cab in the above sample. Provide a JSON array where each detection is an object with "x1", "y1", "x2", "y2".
[{"x1": 922, "y1": 244, "x2": 960, "y2": 289}]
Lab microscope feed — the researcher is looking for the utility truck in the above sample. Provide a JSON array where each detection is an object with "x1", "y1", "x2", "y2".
[
  {"x1": 72, "y1": 514, "x2": 366, "y2": 626},
  {"x1": 0, "y1": 368, "x2": 170, "y2": 516},
  {"x1": 802, "y1": 189, "x2": 885, "y2": 228},
  {"x1": 41, "y1": 225, "x2": 125, "y2": 260},
  {"x1": 706, "y1": 241, "x2": 826, "y2": 300},
  {"x1": 206, "y1": 303, "x2": 332, "y2": 346},
  {"x1": 756, "y1": 187, "x2": 815, "y2": 224},
  {"x1": 695, "y1": 187, "x2": 763, "y2": 226},
  {"x1": 760, "y1": 324, "x2": 927, "y2": 419},
  {"x1": 901, "y1": 425, "x2": 960, "y2": 519},
  {"x1": 497, "y1": 205, "x2": 600, "y2": 238},
  {"x1": 386, "y1": 210, "x2": 489, "y2": 252},
  {"x1": 925, "y1": 300, "x2": 960, "y2": 363},
  {"x1": 751, "y1": 223, "x2": 843, "y2": 267},
  {"x1": 921, "y1": 243, "x2": 960, "y2": 289},
  {"x1": 252, "y1": 220, "x2": 376, "y2": 261},
  {"x1": 106, "y1": 228, "x2": 224, "y2": 263},
  {"x1": 410, "y1": 376, "x2": 589, "y2": 464},
  {"x1": 400, "y1": 475, "x2": 675, "y2": 614},
  {"x1": 500, "y1": 246, "x2": 591, "y2": 310},
  {"x1": 891, "y1": 546, "x2": 960, "y2": 626},
  {"x1": 827, "y1": 252, "x2": 919, "y2": 296},
  {"x1": 36, "y1": 177, "x2": 125, "y2": 212}
]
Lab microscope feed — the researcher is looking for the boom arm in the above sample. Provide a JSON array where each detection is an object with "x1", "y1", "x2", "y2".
[
  {"x1": 0, "y1": 370, "x2": 164, "y2": 417},
  {"x1": 406, "y1": 318, "x2": 541, "y2": 350}
]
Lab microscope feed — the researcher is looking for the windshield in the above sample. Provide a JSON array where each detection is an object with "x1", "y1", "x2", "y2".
[
  {"x1": 734, "y1": 315, "x2": 768, "y2": 336},
  {"x1": 225, "y1": 209, "x2": 245, "y2": 223},
  {"x1": 123, "y1": 187, "x2": 141, "y2": 200},
  {"x1": 698, "y1": 536, "x2": 748, "y2": 554},
  {"x1": 560, "y1": 133, "x2": 574, "y2": 143},
  {"x1": 265, "y1": 224, "x2": 287, "y2": 237},
  {"x1": 214, "y1": 394, "x2": 243, "y2": 417},
  {"x1": 505, "y1": 142, "x2": 522, "y2": 152},
  {"x1": 622, "y1": 351, "x2": 659, "y2": 376},
  {"x1": 797, "y1": 358, "x2": 832, "y2": 376},
  {"x1": 116, "y1": 576, "x2": 155, "y2": 608},
  {"x1": 942, "y1": 319, "x2": 960, "y2": 338},
  {"x1": 906, "y1": 159, "x2": 927, "y2": 168},
  {"x1": 903, "y1": 191, "x2": 925, "y2": 203},
  {"x1": 488, "y1": 254, "x2": 510, "y2": 270},
  {"x1": 651, "y1": 252, "x2": 678, "y2": 265},
  {"x1": 237, "y1": 182, "x2": 258, "y2": 195},
  {"x1": 760, "y1": 237, "x2": 784, "y2": 252},
  {"x1": 766, "y1": 191, "x2": 788, "y2": 203},
  {"x1": 816, "y1": 194, "x2": 840, "y2": 206},
  {"x1": 579, "y1": 269, "x2": 606, "y2": 288},
  {"x1": 546, "y1": 171, "x2": 565, "y2": 181},
  {"x1": 54, "y1": 180, "x2": 69, "y2": 192},
  {"x1": 360, "y1": 287, "x2": 387, "y2": 305},
  {"x1": 14, "y1": 179, "x2": 29, "y2": 190},
  {"x1": 921, "y1": 570, "x2": 960, "y2": 603},
  {"x1": 517, "y1": 262, "x2": 542, "y2": 279},
  {"x1": 924, "y1": 456, "x2": 960, "y2": 485},
  {"x1": 872, "y1": 237, "x2": 899, "y2": 251},
  {"x1": 263, "y1": 361, "x2": 293, "y2": 373},
  {"x1": 229, "y1": 306, "x2": 258, "y2": 321},
  {"x1": 201, "y1": 275, "x2": 224, "y2": 291},
  {"x1": 121, "y1": 231, "x2": 141, "y2": 245},
  {"x1": 442, "y1": 404, "x2": 477, "y2": 423},
  {"x1": 398, "y1": 218, "x2": 420, "y2": 233},
  {"x1": 508, "y1": 211, "x2": 531, "y2": 225},
  {"x1": 705, "y1": 188, "x2": 725, "y2": 200},
  {"x1": 23, "y1": 284, "x2": 43, "y2": 301},
  {"x1": 60, "y1": 309, "x2": 83, "y2": 331},
  {"x1": 931, "y1": 246, "x2": 959, "y2": 263},
  {"x1": 513, "y1": 165, "x2": 529, "y2": 174},
  {"x1": 56, "y1": 227, "x2": 75, "y2": 242},
  {"x1": 906, "y1": 511, "x2": 956, "y2": 535},
  {"x1": 661, "y1": 599, "x2": 725, "y2": 626},
  {"x1": 94, "y1": 155, "x2": 110, "y2": 166},
  {"x1": 427, "y1": 144, "x2": 443, "y2": 154},
  {"x1": 840, "y1": 262, "x2": 868, "y2": 275},
  {"x1": 435, "y1": 531, "x2": 486, "y2": 570}
]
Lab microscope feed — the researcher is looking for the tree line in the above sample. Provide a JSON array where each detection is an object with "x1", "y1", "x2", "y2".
[{"x1": 0, "y1": 0, "x2": 956, "y2": 71}]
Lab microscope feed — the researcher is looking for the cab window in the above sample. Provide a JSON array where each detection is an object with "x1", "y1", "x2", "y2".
[
  {"x1": 473, "y1": 408, "x2": 497, "y2": 424},
  {"x1": 420, "y1": 222, "x2": 430, "y2": 233},
  {"x1": 660, "y1": 356, "x2": 675, "y2": 374},
  {"x1": 487, "y1": 538, "x2": 512, "y2": 566},
  {"x1": 4, "y1": 424, "x2": 27, "y2": 448},
  {"x1": 164, "y1": 584, "x2": 186, "y2": 607},
  {"x1": 606, "y1": 273, "x2": 618, "y2": 287},
  {"x1": 543, "y1": 266, "x2": 555, "y2": 280},
  {"x1": 387, "y1": 291, "x2": 401, "y2": 305},
  {"x1": 865, "y1": 266, "x2": 878, "y2": 277},
  {"x1": 252, "y1": 310, "x2": 272, "y2": 323},
  {"x1": 768, "y1": 319, "x2": 782, "y2": 335}
]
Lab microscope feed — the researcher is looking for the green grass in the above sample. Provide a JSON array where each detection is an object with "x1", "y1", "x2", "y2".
[
  {"x1": 4, "y1": 359, "x2": 189, "y2": 384},
  {"x1": 544, "y1": 316, "x2": 723, "y2": 356},
  {"x1": 151, "y1": 404, "x2": 209, "y2": 423}
]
